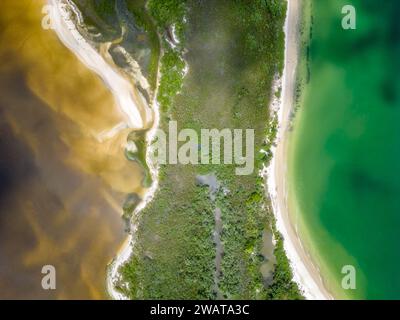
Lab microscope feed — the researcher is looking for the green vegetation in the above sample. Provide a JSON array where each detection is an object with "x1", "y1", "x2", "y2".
[
  {"x1": 148, "y1": 0, "x2": 186, "y2": 41},
  {"x1": 120, "y1": 180, "x2": 216, "y2": 298},
  {"x1": 118, "y1": 0, "x2": 302, "y2": 300},
  {"x1": 266, "y1": 233, "x2": 304, "y2": 299},
  {"x1": 157, "y1": 50, "x2": 186, "y2": 112},
  {"x1": 72, "y1": 0, "x2": 303, "y2": 300}
]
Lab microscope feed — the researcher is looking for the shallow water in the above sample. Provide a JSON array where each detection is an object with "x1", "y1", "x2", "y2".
[
  {"x1": 289, "y1": 0, "x2": 400, "y2": 299},
  {"x1": 0, "y1": 0, "x2": 144, "y2": 299}
]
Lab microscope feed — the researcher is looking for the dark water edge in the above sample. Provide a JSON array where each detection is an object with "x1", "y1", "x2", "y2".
[{"x1": 290, "y1": 0, "x2": 400, "y2": 299}]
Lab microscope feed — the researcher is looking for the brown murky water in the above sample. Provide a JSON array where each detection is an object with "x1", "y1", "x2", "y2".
[{"x1": 0, "y1": 0, "x2": 143, "y2": 299}]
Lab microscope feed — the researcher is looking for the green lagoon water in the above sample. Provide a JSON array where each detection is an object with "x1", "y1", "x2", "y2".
[{"x1": 289, "y1": 0, "x2": 400, "y2": 299}]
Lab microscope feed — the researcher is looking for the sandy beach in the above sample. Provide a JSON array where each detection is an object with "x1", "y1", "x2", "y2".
[
  {"x1": 50, "y1": 0, "x2": 146, "y2": 130},
  {"x1": 267, "y1": 0, "x2": 332, "y2": 300}
]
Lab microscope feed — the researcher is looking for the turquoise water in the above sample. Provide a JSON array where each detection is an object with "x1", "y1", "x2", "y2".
[{"x1": 290, "y1": 0, "x2": 400, "y2": 299}]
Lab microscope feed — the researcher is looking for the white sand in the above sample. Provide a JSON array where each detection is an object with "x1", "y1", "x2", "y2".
[
  {"x1": 266, "y1": 0, "x2": 332, "y2": 300},
  {"x1": 49, "y1": 0, "x2": 144, "y2": 129},
  {"x1": 106, "y1": 235, "x2": 133, "y2": 300}
]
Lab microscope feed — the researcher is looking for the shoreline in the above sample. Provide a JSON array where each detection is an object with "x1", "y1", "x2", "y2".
[
  {"x1": 50, "y1": 0, "x2": 161, "y2": 300},
  {"x1": 49, "y1": 0, "x2": 144, "y2": 129},
  {"x1": 266, "y1": 0, "x2": 332, "y2": 300}
]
